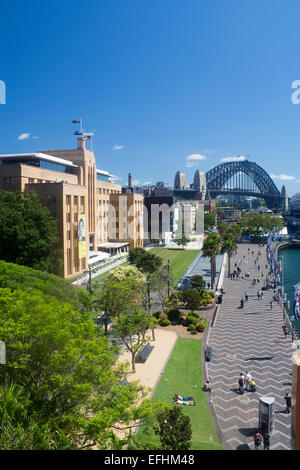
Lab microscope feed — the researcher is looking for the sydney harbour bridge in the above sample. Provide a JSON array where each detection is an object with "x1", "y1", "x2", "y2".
[{"x1": 205, "y1": 160, "x2": 283, "y2": 209}]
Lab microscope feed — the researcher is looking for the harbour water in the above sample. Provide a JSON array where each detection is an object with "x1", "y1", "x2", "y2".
[{"x1": 278, "y1": 245, "x2": 300, "y2": 314}]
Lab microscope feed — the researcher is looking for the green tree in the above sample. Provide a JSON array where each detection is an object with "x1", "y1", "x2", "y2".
[
  {"x1": 155, "y1": 406, "x2": 192, "y2": 450},
  {"x1": 201, "y1": 232, "x2": 222, "y2": 290},
  {"x1": 128, "y1": 248, "x2": 162, "y2": 274},
  {"x1": 0, "y1": 286, "x2": 160, "y2": 449},
  {"x1": 111, "y1": 306, "x2": 156, "y2": 372},
  {"x1": 0, "y1": 190, "x2": 60, "y2": 274},
  {"x1": 179, "y1": 289, "x2": 202, "y2": 311},
  {"x1": 240, "y1": 213, "x2": 284, "y2": 242},
  {"x1": 190, "y1": 274, "x2": 206, "y2": 291},
  {"x1": 204, "y1": 211, "x2": 217, "y2": 231}
]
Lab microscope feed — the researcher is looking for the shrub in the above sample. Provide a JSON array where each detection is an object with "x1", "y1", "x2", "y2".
[
  {"x1": 187, "y1": 324, "x2": 197, "y2": 334},
  {"x1": 184, "y1": 315, "x2": 199, "y2": 327},
  {"x1": 159, "y1": 318, "x2": 170, "y2": 327},
  {"x1": 195, "y1": 321, "x2": 206, "y2": 333},
  {"x1": 159, "y1": 313, "x2": 168, "y2": 321},
  {"x1": 208, "y1": 291, "x2": 215, "y2": 298},
  {"x1": 153, "y1": 311, "x2": 162, "y2": 319},
  {"x1": 166, "y1": 308, "x2": 182, "y2": 324}
]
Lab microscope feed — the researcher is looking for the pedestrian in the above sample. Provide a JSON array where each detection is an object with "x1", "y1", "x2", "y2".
[
  {"x1": 238, "y1": 373, "x2": 245, "y2": 394},
  {"x1": 240, "y1": 298, "x2": 244, "y2": 309},
  {"x1": 245, "y1": 371, "x2": 252, "y2": 390},
  {"x1": 258, "y1": 265, "x2": 260, "y2": 271},
  {"x1": 284, "y1": 393, "x2": 291, "y2": 413},
  {"x1": 261, "y1": 291, "x2": 264, "y2": 300},
  {"x1": 245, "y1": 292, "x2": 249, "y2": 302},
  {"x1": 284, "y1": 326, "x2": 288, "y2": 339},
  {"x1": 263, "y1": 433, "x2": 270, "y2": 450},
  {"x1": 257, "y1": 290, "x2": 261, "y2": 300},
  {"x1": 254, "y1": 260, "x2": 257, "y2": 265},
  {"x1": 253, "y1": 431, "x2": 262, "y2": 450},
  {"x1": 270, "y1": 300, "x2": 273, "y2": 309}
]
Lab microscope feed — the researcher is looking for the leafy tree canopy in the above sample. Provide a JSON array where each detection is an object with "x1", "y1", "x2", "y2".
[{"x1": 0, "y1": 190, "x2": 60, "y2": 274}]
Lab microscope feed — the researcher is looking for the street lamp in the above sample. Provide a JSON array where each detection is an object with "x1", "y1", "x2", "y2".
[
  {"x1": 87, "y1": 266, "x2": 92, "y2": 293},
  {"x1": 167, "y1": 259, "x2": 170, "y2": 297},
  {"x1": 146, "y1": 275, "x2": 155, "y2": 341}
]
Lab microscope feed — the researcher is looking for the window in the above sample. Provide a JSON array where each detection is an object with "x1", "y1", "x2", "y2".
[
  {"x1": 4, "y1": 177, "x2": 9, "y2": 187},
  {"x1": 80, "y1": 196, "x2": 84, "y2": 206},
  {"x1": 74, "y1": 196, "x2": 78, "y2": 205},
  {"x1": 66, "y1": 195, "x2": 71, "y2": 205}
]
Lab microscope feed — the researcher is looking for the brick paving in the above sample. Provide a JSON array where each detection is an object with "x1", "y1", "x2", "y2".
[{"x1": 206, "y1": 243, "x2": 292, "y2": 450}]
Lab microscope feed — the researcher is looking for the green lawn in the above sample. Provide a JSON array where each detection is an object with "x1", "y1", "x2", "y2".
[
  {"x1": 149, "y1": 247, "x2": 200, "y2": 285},
  {"x1": 136, "y1": 337, "x2": 222, "y2": 450}
]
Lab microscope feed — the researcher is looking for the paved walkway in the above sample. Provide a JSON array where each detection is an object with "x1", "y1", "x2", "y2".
[{"x1": 207, "y1": 243, "x2": 292, "y2": 450}]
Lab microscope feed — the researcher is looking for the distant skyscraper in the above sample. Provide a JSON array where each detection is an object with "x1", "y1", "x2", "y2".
[
  {"x1": 174, "y1": 171, "x2": 187, "y2": 190},
  {"x1": 281, "y1": 185, "x2": 289, "y2": 211},
  {"x1": 193, "y1": 170, "x2": 206, "y2": 194}
]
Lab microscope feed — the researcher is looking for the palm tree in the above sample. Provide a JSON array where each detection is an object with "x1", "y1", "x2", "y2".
[
  {"x1": 201, "y1": 232, "x2": 222, "y2": 290},
  {"x1": 221, "y1": 234, "x2": 237, "y2": 278}
]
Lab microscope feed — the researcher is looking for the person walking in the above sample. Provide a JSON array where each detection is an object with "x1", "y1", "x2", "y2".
[
  {"x1": 270, "y1": 300, "x2": 273, "y2": 310},
  {"x1": 284, "y1": 326, "x2": 288, "y2": 339},
  {"x1": 257, "y1": 290, "x2": 261, "y2": 300},
  {"x1": 253, "y1": 431, "x2": 262, "y2": 450},
  {"x1": 263, "y1": 433, "x2": 270, "y2": 450},
  {"x1": 245, "y1": 371, "x2": 252, "y2": 390},
  {"x1": 284, "y1": 393, "x2": 291, "y2": 413},
  {"x1": 245, "y1": 292, "x2": 249, "y2": 302},
  {"x1": 240, "y1": 298, "x2": 244, "y2": 309},
  {"x1": 261, "y1": 291, "x2": 264, "y2": 301},
  {"x1": 238, "y1": 373, "x2": 245, "y2": 394}
]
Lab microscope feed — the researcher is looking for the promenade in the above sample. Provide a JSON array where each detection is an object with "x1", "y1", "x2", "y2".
[{"x1": 207, "y1": 243, "x2": 292, "y2": 450}]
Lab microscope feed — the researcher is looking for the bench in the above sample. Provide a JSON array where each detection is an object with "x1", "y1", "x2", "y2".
[
  {"x1": 205, "y1": 345, "x2": 212, "y2": 362},
  {"x1": 136, "y1": 343, "x2": 154, "y2": 363}
]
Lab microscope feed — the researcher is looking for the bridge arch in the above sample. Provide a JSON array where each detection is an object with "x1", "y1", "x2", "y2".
[{"x1": 205, "y1": 160, "x2": 281, "y2": 208}]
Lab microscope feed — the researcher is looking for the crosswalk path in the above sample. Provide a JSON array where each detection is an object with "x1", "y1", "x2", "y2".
[{"x1": 207, "y1": 243, "x2": 292, "y2": 450}]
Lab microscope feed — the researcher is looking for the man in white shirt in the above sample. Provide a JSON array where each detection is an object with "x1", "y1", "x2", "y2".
[{"x1": 246, "y1": 371, "x2": 252, "y2": 390}]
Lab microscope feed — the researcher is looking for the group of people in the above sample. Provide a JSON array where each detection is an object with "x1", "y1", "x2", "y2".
[
  {"x1": 238, "y1": 372, "x2": 256, "y2": 394},
  {"x1": 173, "y1": 394, "x2": 196, "y2": 406},
  {"x1": 253, "y1": 430, "x2": 271, "y2": 450}
]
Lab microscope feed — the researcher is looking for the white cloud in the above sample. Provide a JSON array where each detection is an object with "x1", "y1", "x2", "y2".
[
  {"x1": 143, "y1": 180, "x2": 153, "y2": 186},
  {"x1": 32, "y1": 136, "x2": 39, "y2": 139},
  {"x1": 220, "y1": 155, "x2": 246, "y2": 162},
  {"x1": 186, "y1": 153, "x2": 207, "y2": 168},
  {"x1": 132, "y1": 179, "x2": 141, "y2": 186},
  {"x1": 110, "y1": 175, "x2": 122, "y2": 182},
  {"x1": 270, "y1": 173, "x2": 295, "y2": 181},
  {"x1": 18, "y1": 133, "x2": 30, "y2": 140},
  {"x1": 112, "y1": 145, "x2": 124, "y2": 150}
]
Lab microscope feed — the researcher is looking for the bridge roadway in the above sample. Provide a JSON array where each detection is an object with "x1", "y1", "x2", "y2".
[{"x1": 206, "y1": 243, "x2": 292, "y2": 450}]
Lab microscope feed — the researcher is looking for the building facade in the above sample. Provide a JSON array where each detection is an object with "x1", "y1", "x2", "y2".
[{"x1": 0, "y1": 138, "x2": 143, "y2": 278}]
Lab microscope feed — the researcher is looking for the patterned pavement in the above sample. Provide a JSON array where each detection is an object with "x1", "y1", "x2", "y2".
[{"x1": 206, "y1": 243, "x2": 292, "y2": 450}]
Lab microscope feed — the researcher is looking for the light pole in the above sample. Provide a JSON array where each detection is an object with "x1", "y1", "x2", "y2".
[
  {"x1": 87, "y1": 267, "x2": 92, "y2": 293},
  {"x1": 167, "y1": 259, "x2": 170, "y2": 297},
  {"x1": 147, "y1": 275, "x2": 155, "y2": 341}
]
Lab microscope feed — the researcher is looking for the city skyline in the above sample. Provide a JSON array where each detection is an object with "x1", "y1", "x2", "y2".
[{"x1": 1, "y1": 1, "x2": 300, "y2": 195}]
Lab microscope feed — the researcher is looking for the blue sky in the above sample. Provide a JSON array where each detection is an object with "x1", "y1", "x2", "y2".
[{"x1": 1, "y1": 0, "x2": 300, "y2": 195}]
